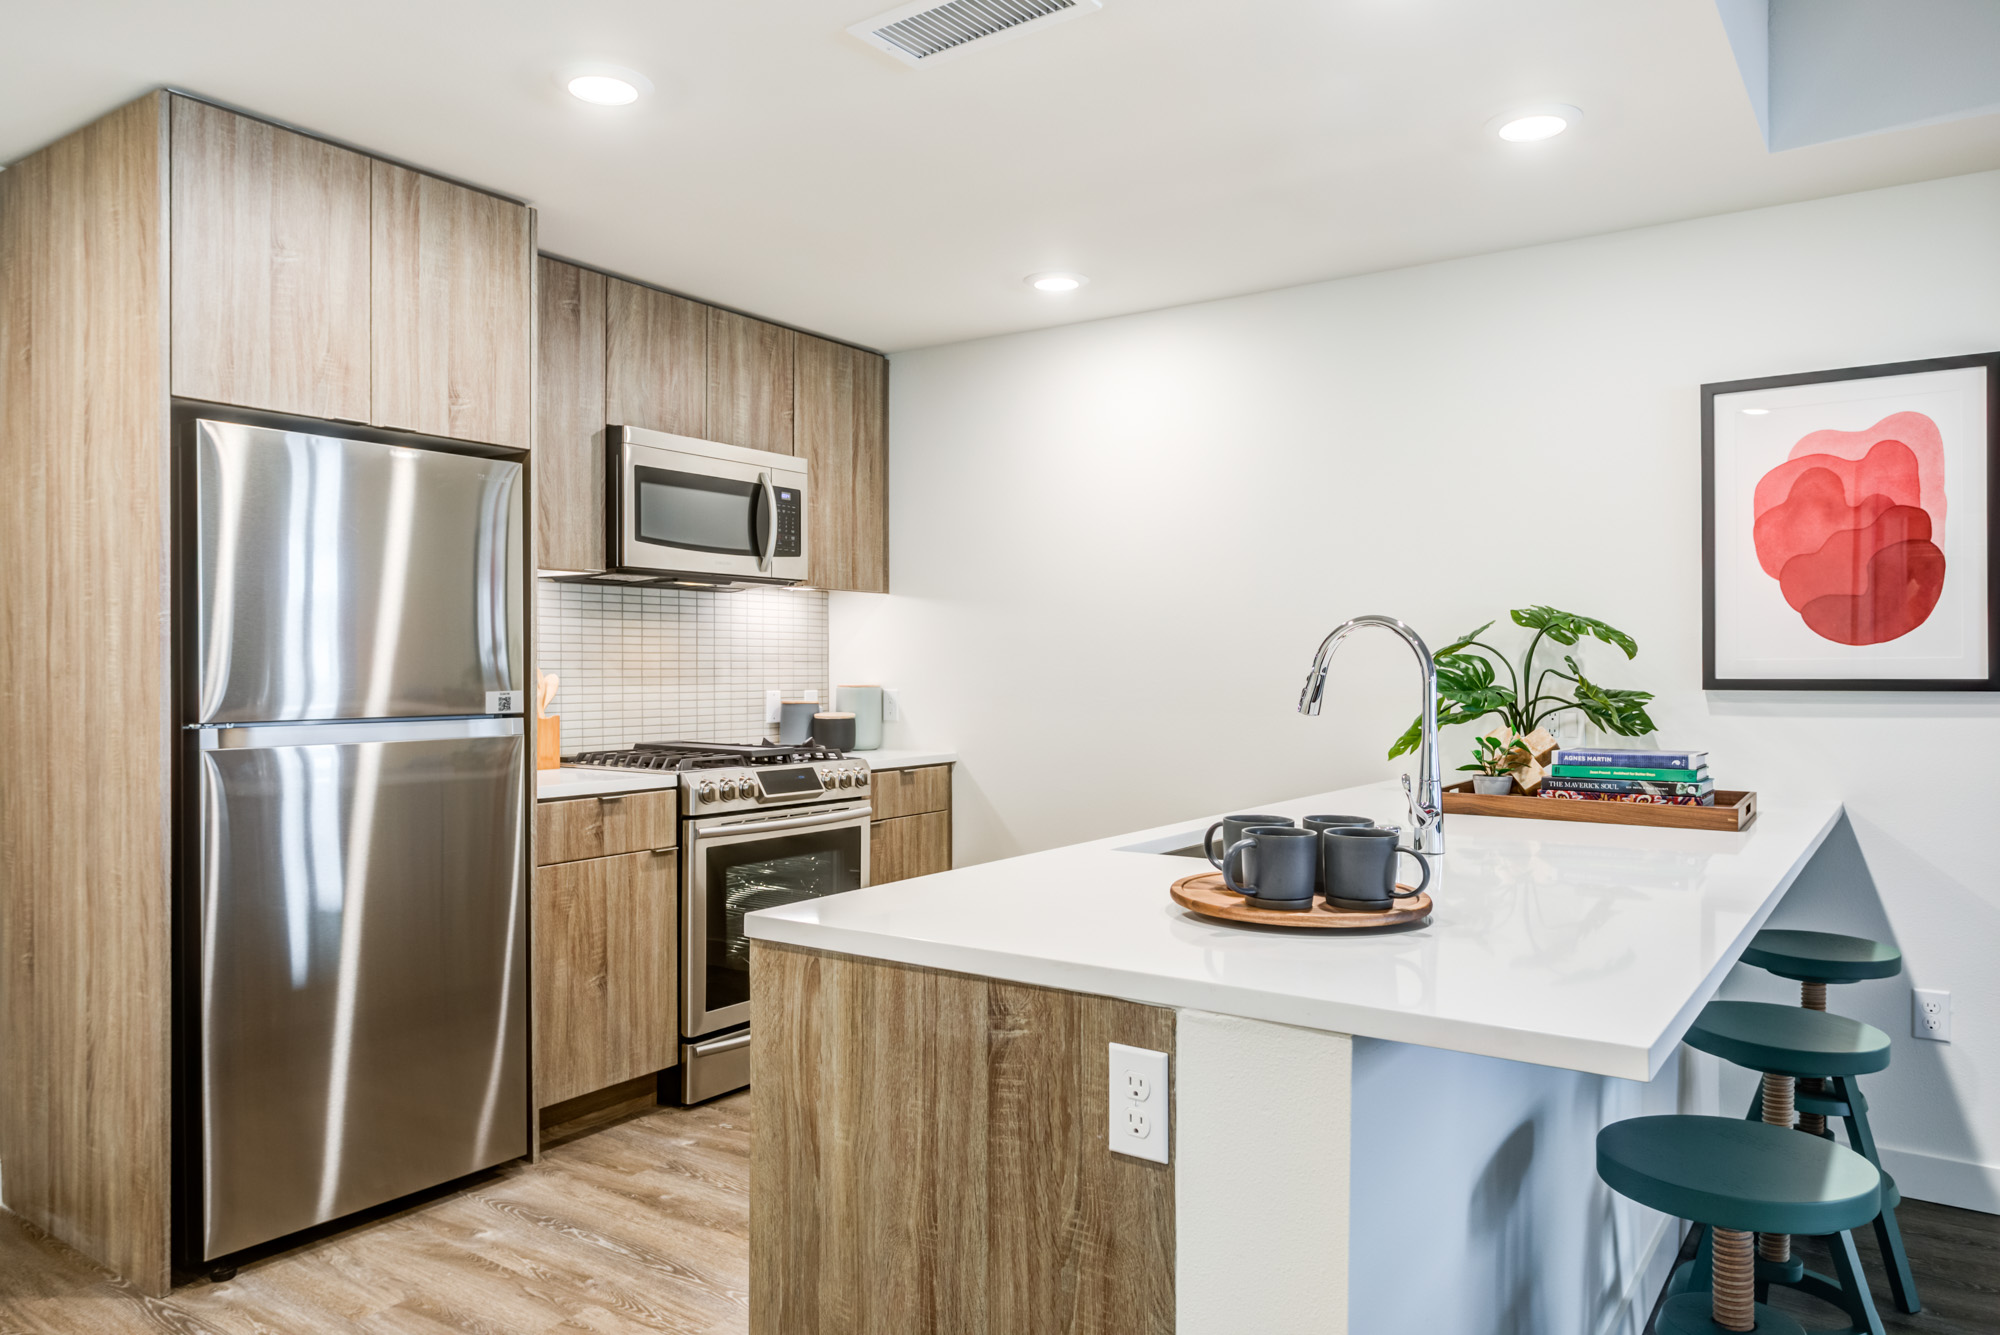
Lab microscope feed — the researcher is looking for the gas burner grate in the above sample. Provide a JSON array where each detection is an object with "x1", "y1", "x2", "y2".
[{"x1": 564, "y1": 741, "x2": 848, "y2": 772}]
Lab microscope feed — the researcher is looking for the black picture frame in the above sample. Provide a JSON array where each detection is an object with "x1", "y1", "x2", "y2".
[{"x1": 1701, "y1": 351, "x2": 2000, "y2": 691}]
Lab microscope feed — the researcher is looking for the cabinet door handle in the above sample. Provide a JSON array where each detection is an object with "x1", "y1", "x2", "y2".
[{"x1": 597, "y1": 794, "x2": 625, "y2": 803}]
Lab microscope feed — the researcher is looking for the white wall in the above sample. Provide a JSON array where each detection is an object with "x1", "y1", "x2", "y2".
[{"x1": 830, "y1": 169, "x2": 2000, "y2": 1206}]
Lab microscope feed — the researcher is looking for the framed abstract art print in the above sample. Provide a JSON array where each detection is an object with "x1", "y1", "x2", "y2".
[{"x1": 1703, "y1": 352, "x2": 1999, "y2": 690}]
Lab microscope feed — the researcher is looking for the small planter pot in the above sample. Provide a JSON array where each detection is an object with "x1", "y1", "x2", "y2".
[{"x1": 1470, "y1": 775, "x2": 1515, "y2": 796}]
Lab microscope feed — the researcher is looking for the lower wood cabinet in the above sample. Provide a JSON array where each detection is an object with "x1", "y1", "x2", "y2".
[
  {"x1": 751, "y1": 943, "x2": 1175, "y2": 1334},
  {"x1": 532, "y1": 846, "x2": 679, "y2": 1108},
  {"x1": 870, "y1": 811, "x2": 950, "y2": 885},
  {"x1": 868, "y1": 763, "x2": 953, "y2": 884}
]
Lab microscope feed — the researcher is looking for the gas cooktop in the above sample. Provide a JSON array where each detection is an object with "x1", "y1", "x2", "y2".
[{"x1": 564, "y1": 740, "x2": 847, "y2": 773}]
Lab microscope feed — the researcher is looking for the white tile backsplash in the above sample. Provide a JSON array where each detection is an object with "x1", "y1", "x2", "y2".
[{"x1": 535, "y1": 581, "x2": 830, "y2": 753}]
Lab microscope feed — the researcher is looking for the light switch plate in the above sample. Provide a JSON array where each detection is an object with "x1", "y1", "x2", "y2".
[
  {"x1": 765, "y1": 690, "x2": 783, "y2": 725},
  {"x1": 883, "y1": 688, "x2": 902, "y2": 722},
  {"x1": 1109, "y1": 1042, "x2": 1169, "y2": 1163}
]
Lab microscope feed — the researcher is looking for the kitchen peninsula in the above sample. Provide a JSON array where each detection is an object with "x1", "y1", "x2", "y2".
[{"x1": 746, "y1": 780, "x2": 1843, "y2": 1335}]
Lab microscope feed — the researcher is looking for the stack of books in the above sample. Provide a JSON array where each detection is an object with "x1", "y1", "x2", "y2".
[{"x1": 1539, "y1": 748, "x2": 1714, "y2": 806}]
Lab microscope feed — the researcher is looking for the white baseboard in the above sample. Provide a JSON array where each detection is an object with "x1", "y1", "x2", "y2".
[{"x1": 1878, "y1": 1145, "x2": 2000, "y2": 1214}]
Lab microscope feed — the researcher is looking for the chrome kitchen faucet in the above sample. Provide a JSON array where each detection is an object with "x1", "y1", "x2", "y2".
[{"x1": 1298, "y1": 614, "x2": 1444, "y2": 856}]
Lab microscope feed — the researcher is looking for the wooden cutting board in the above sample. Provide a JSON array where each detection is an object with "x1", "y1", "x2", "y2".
[{"x1": 1170, "y1": 871, "x2": 1431, "y2": 929}]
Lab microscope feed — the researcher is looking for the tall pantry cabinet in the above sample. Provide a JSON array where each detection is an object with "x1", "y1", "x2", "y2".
[{"x1": 0, "y1": 91, "x2": 536, "y2": 1296}]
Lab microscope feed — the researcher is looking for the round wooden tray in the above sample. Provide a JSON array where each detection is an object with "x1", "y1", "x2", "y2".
[{"x1": 1170, "y1": 871, "x2": 1432, "y2": 929}]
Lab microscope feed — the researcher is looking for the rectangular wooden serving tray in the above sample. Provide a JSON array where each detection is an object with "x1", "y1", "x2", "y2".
[{"x1": 1442, "y1": 781, "x2": 1758, "y2": 831}]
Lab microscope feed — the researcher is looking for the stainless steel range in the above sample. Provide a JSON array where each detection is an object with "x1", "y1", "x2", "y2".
[{"x1": 565, "y1": 741, "x2": 873, "y2": 1101}]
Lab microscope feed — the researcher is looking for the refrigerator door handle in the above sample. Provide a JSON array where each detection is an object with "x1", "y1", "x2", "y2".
[{"x1": 194, "y1": 717, "x2": 524, "y2": 750}]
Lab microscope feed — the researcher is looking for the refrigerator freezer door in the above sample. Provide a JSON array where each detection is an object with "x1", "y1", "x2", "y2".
[
  {"x1": 192, "y1": 418, "x2": 524, "y2": 724},
  {"x1": 192, "y1": 718, "x2": 527, "y2": 1259}
]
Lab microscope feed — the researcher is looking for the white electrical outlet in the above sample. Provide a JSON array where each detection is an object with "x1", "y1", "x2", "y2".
[
  {"x1": 882, "y1": 688, "x2": 902, "y2": 722},
  {"x1": 764, "y1": 690, "x2": 783, "y2": 725},
  {"x1": 1913, "y1": 988, "x2": 1951, "y2": 1042},
  {"x1": 1108, "y1": 1042, "x2": 1169, "y2": 1164}
]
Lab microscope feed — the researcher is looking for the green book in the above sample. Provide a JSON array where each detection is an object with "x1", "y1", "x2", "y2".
[{"x1": 1549, "y1": 764, "x2": 1710, "y2": 782}]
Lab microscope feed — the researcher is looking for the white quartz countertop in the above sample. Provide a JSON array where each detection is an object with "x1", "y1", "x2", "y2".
[
  {"x1": 536, "y1": 768, "x2": 680, "y2": 801},
  {"x1": 747, "y1": 780, "x2": 1842, "y2": 1080},
  {"x1": 854, "y1": 747, "x2": 957, "y2": 770},
  {"x1": 535, "y1": 748, "x2": 953, "y2": 801}
]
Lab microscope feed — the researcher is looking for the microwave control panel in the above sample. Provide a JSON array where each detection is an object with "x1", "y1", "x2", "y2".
[{"x1": 774, "y1": 487, "x2": 803, "y2": 558}]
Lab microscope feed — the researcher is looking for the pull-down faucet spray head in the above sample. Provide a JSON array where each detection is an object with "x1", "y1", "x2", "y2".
[{"x1": 1298, "y1": 614, "x2": 1444, "y2": 856}]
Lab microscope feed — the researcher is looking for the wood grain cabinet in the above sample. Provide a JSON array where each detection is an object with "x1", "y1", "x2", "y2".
[
  {"x1": 370, "y1": 161, "x2": 532, "y2": 448},
  {"x1": 532, "y1": 846, "x2": 679, "y2": 1108},
  {"x1": 707, "y1": 308, "x2": 795, "y2": 454},
  {"x1": 870, "y1": 764, "x2": 952, "y2": 884},
  {"x1": 168, "y1": 97, "x2": 372, "y2": 422},
  {"x1": 605, "y1": 277, "x2": 707, "y2": 438},
  {"x1": 535, "y1": 263, "x2": 889, "y2": 590},
  {"x1": 796, "y1": 334, "x2": 889, "y2": 592},
  {"x1": 536, "y1": 257, "x2": 607, "y2": 571}
]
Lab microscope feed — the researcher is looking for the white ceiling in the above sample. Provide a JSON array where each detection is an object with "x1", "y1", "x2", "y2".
[{"x1": 8, "y1": 1, "x2": 2000, "y2": 352}]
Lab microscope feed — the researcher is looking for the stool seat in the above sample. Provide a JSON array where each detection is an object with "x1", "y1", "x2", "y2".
[
  {"x1": 1743, "y1": 929, "x2": 1901, "y2": 983},
  {"x1": 1686, "y1": 1000, "x2": 1891, "y2": 1078},
  {"x1": 1597, "y1": 1116, "x2": 1880, "y2": 1237}
]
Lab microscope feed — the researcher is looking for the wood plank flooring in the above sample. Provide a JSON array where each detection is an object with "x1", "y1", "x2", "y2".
[{"x1": 0, "y1": 1094, "x2": 750, "y2": 1335}]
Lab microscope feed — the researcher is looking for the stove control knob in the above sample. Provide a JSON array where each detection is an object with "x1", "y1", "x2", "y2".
[
  {"x1": 719, "y1": 779, "x2": 738, "y2": 801},
  {"x1": 836, "y1": 771, "x2": 853, "y2": 788},
  {"x1": 854, "y1": 769, "x2": 869, "y2": 787},
  {"x1": 696, "y1": 781, "x2": 717, "y2": 803}
]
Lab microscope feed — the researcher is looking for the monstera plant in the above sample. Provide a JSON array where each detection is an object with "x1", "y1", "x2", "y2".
[{"x1": 1387, "y1": 606, "x2": 1658, "y2": 761}]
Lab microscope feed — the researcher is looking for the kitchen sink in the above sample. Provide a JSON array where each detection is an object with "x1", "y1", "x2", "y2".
[{"x1": 1117, "y1": 830, "x2": 1212, "y2": 859}]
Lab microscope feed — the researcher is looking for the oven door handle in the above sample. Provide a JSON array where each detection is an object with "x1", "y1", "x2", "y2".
[
  {"x1": 757, "y1": 472, "x2": 777, "y2": 573},
  {"x1": 693, "y1": 803, "x2": 873, "y2": 838}
]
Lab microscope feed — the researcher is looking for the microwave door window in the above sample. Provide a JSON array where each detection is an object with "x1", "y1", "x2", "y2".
[
  {"x1": 635, "y1": 468, "x2": 759, "y2": 556},
  {"x1": 704, "y1": 826, "x2": 863, "y2": 1014}
]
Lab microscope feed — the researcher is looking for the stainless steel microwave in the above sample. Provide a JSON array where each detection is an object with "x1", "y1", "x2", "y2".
[{"x1": 605, "y1": 425, "x2": 808, "y2": 587}]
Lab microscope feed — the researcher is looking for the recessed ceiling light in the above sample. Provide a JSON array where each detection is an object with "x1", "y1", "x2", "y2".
[
  {"x1": 1026, "y1": 272, "x2": 1087, "y2": 293},
  {"x1": 1493, "y1": 104, "x2": 1581, "y2": 143},
  {"x1": 560, "y1": 65, "x2": 653, "y2": 107},
  {"x1": 1741, "y1": 407, "x2": 1771, "y2": 415}
]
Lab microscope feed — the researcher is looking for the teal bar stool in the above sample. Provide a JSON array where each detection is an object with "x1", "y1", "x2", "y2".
[
  {"x1": 1684, "y1": 1001, "x2": 1892, "y2": 1333},
  {"x1": 1740, "y1": 930, "x2": 1918, "y2": 1315},
  {"x1": 1598, "y1": 1115, "x2": 1880, "y2": 1334}
]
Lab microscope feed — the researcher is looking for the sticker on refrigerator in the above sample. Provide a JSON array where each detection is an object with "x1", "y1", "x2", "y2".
[{"x1": 486, "y1": 690, "x2": 521, "y2": 714}]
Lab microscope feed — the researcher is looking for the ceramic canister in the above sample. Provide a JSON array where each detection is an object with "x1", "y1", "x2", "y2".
[
  {"x1": 779, "y1": 700, "x2": 818, "y2": 745},
  {"x1": 836, "y1": 685, "x2": 884, "y2": 750}
]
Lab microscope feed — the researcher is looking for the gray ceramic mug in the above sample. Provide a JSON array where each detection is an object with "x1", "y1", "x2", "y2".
[
  {"x1": 1221, "y1": 826, "x2": 1319, "y2": 909},
  {"x1": 1321, "y1": 826, "x2": 1432, "y2": 911},
  {"x1": 1204, "y1": 814, "x2": 1295, "y2": 869},
  {"x1": 1302, "y1": 814, "x2": 1377, "y2": 894}
]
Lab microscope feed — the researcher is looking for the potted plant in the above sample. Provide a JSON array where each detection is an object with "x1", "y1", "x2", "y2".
[
  {"x1": 1461, "y1": 735, "x2": 1530, "y2": 794},
  {"x1": 1389, "y1": 605, "x2": 1659, "y2": 776}
]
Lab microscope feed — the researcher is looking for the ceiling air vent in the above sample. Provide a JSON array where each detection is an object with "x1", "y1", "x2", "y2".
[{"x1": 848, "y1": 0, "x2": 1102, "y2": 67}]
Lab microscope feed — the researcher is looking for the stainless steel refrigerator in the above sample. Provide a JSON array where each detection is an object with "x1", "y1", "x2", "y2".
[{"x1": 181, "y1": 416, "x2": 528, "y2": 1262}]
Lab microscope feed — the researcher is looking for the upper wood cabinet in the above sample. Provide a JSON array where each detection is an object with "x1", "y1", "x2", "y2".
[
  {"x1": 370, "y1": 161, "x2": 533, "y2": 448},
  {"x1": 536, "y1": 257, "x2": 606, "y2": 571},
  {"x1": 707, "y1": 309, "x2": 795, "y2": 454},
  {"x1": 536, "y1": 262, "x2": 890, "y2": 590},
  {"x1": 605, "y1": 277, "x2": 706, "y2": 438},
  {"x1": 796, "y1": 334, "x2": 889, "y2": 592},
  {"x1": 168, "y1": 98, "x2": 372, "y2": 422}
]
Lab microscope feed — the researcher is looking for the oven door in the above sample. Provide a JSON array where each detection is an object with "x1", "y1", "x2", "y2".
[
  {"x1": 682, "y1": 799, "x2": 871, "y2": 1038},
  {"x1": 611, "y1": 425, "x2": 808, "y2": 584}
]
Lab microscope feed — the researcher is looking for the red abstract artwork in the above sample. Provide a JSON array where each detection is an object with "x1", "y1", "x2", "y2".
[{"x1": 1750, "y1": 412, "x2": 1947, "y2": 646}]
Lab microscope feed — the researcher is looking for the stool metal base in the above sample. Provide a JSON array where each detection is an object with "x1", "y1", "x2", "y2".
[
  {"x1": 1676, "y1": 1230, "x2": 1886, "y2": 1335},
  {"x1": 1656, "y1": 1290, "x2": 1806, "y2": 1335},
  {"x1": 1740, "y1": 1074, "x2": 1920, "y2": 1316}
]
